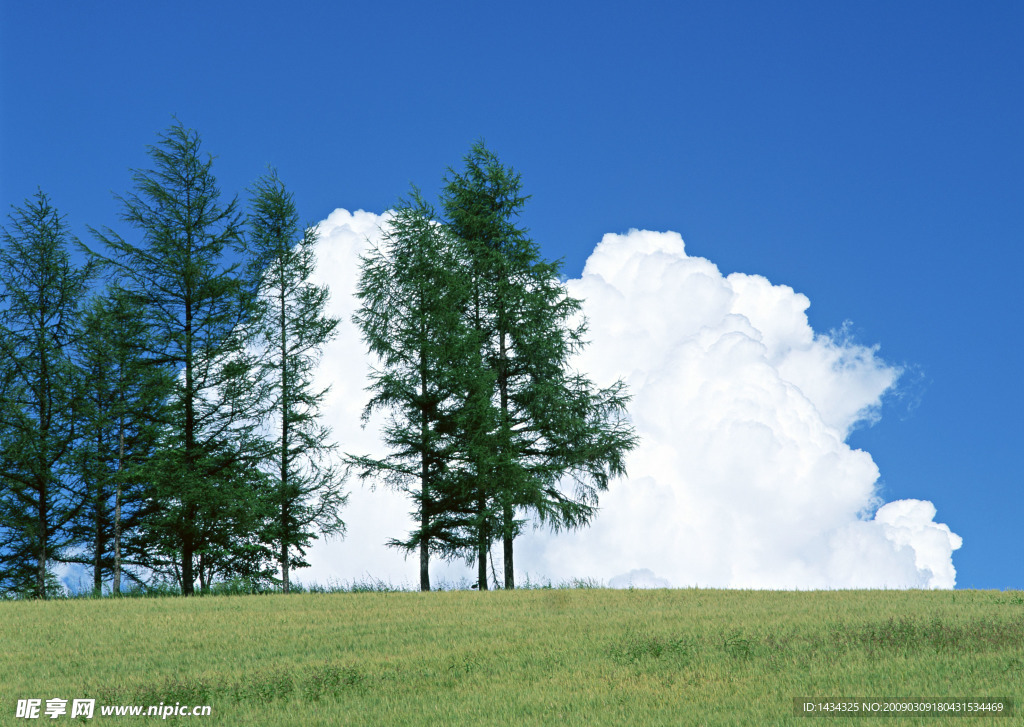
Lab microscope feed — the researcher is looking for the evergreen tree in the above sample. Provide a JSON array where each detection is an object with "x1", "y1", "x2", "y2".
[
  {"x1": 0, "y1": 191, "x2": 93, "y2": 598},
  {"x1": 441, "y1": 142, "x2": 638, "y2": 589},
  {"x1": 67, "y1": 286, "x2": 171, "y2": 594},
  {"x1": 349, "y1": 190, "x2": 488, "y2": 591},
  {"x1": 246, "y1": 169, "x2": 346, "y2": 594},
  {"x1": 88, "y1": 123, "x2": 272, "y2": 595}
]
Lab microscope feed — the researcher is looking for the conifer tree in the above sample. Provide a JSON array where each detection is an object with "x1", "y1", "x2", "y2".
[
  {"x1": 246, "y1": 169, "x2": 346, "y2": 594},
  {"x1": 0, "y1": 191, "x2": 93, "y2": 598},
  {"x1": 441, "y1": 142, "x2": 638, "y2": 589},
  {"x1": 68, "y1": 286, "x2": 170, "y2": 594},
  {"x1": 88, "y1": 123, "x2": 271, "y2": 595},
  {"x1": 349, "y1": 190, "x2": 488, "y2": 591}
]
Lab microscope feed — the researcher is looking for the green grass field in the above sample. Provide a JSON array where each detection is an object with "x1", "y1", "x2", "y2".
[{"x1": 2, "y1": 588, "x2": 1021, "y2": 725}]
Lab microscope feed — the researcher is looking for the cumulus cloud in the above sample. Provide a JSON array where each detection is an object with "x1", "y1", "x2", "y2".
[{"x1": 300, "y1": 214, "x2": 961, "y2": 590}]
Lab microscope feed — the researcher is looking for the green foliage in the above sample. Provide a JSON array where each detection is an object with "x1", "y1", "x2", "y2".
[
  {"x1": 353, "y1": 144, "x2": 638, "y2": 593},
  {"x1": 439, "y1": 141, "x2": 638, "y2": 588},
  {"x1": 0, "y1": 190, "x2": 94, "y2": 598},
  {"x1": 2, "y1": 130, "x2": 640, "y2": 598},
  {"x1": 350, "y1": 188, "x2": 488, "y2": 590},
  {"x1": 87, "y1": 123, "x2": 273, "y2": 595},
  {"x1": 246, "y1": 168, "x2": 345, "y2": 594},
  {"x1": 67, "y1": 285, "x2": 172, "y2": 594}
]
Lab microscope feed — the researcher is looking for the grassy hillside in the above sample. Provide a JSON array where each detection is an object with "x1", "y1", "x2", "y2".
[{"x1": 1, "y1": 588, "x2": 1021, "y2": 725}]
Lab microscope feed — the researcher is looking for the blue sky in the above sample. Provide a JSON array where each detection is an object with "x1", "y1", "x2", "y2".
[{"x1": 1, "y1": 1, "x2": 1020, "y2": 589}]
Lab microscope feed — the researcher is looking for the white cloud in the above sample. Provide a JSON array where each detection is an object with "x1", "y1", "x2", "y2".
[
  {"x1": 608, "y1": 569, "x2": 671, "y2": 589},
  {"x1": 300, "y1": 215, "x2": 961, "y2": 590}
]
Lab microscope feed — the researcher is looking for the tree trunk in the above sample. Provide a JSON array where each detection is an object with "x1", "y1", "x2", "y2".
[
  {"x1": 477, "y1": 500, "x2": 488, "y2": 591},
  {"x1": 36, "y1": 490, "x2": 47, "y2": 599},
  {"x1": 280, "y1": 280, "x2": 290, "y2": 595},
  {"x1": 419, "y1": 468, "x2": 430, "y2": 591},
  {"x1": 503, "y1": 509, "x2": 514, "y2": 590},
  {"x1": 281, "y1": 540, "x2": 290, "y2": 594},
  {"x1": 93, "y1": 430, "x2": 104, "y2": 594},
  {"x1": 197, "y1": 551, "x2": 207, "y2": 592},
  {"x1": 182, "y1": 299, "x2": 195, "y2": 596},
  {"x1": 419, "y1": 354, "x2": 431, "y2": 592},
  {"x1": 420, "y1": 531, "x2": 430, "y2": 592},
  {"x1": 113, "y1": 423, "x2": 123, "y2": 595},
  {"x1": 498, "y1": 329, "x2": 514, "y2": 590},
  {"x1": 280, "y1": 429, "x2": 290, "y2": 594},
  {"x1": 93, "y1": 521, "x2": 102, "y2": 594},
  {"x1": 477, "y1": 544, "x2": 488, "y2": 590},
  {"x1": 37, "y1": 352, "x2": 50, "y2": 599},
  {"x1": 181, "y1": 529, "x2": 195, "y2": 596}
]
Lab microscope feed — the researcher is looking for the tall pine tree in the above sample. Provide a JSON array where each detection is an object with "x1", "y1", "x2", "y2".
[
  {"x1": 247, "y1": 169, "x2": 346, "y2": 594},
  {"x1": 88, "y1": 123, "x2": 271, "y2": 595},
  {"x1": 349, "y1": 190, "x2": 488, "y2": 591},
  {"x1": 0, "y1": 191, "x2": 93, "y2": 598},
  {"x1": 441, "y1": 142, "x2": 638, "y2": 589}
]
